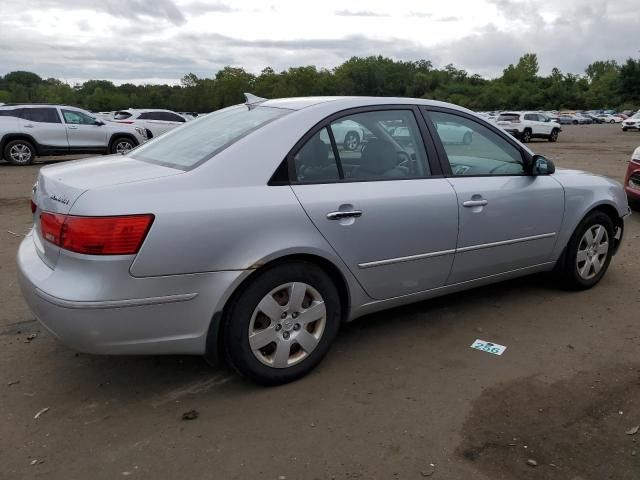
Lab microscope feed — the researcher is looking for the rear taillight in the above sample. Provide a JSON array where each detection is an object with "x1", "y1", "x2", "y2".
[
  {"x1": 40, "y1": 212, "x2": 154, "y2": 255},
  {"x1": 30, "y1": 199, "x2": 37, "y2": 213}
]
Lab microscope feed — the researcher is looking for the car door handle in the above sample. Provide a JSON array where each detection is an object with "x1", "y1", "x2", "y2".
[
  {"x1": 327, "y1": 210, "x2": 363, "y2": 220},
  {"x1": 67, "y1": 125, "x2": 79, "y2": 129},
  {"x1": 23, "y1": 124, "x2": 34, "y2": 128},
  {"x1": 463, "y1": 200, "x2": 488, "y2": 207}
]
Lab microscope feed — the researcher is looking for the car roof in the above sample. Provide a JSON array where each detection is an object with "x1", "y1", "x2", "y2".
[{"x1": 258, "y1": 96, "x2": 475, "y2": 116}]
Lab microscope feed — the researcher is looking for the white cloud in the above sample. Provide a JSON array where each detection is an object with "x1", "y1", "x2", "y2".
[{"x1": 0, "y1": 0, "x2": 639, "y2": 84}]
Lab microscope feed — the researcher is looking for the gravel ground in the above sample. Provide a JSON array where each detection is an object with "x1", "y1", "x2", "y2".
[{"x1": 1, "y1": 125, "x2": 639, "y2": 479}]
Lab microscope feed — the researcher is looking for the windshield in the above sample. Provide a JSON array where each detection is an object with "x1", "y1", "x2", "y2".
[
  {"x1": 130, "y1": 105, "x2": 291, "y2": 170},
  {"x1": 632, "y1": 113, "x2": 640, "y2": 119}
]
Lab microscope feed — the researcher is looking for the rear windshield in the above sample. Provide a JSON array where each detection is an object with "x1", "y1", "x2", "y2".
[
  {"x1": 498, "y1": 113, "x2": 520, "y2": 121},
  {"x1": 129, "y1": 105, "x2": 290, "y2": 170}
]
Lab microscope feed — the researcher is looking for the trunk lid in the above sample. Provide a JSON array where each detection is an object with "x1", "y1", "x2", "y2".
[{"x1": 33, "y1": 156, "x2": 182, "y2": 268}]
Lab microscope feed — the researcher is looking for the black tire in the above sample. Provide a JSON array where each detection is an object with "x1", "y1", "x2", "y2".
[
  {"x1": 548, "y1": 128, "x2": 559, "y2": 142},
  {"x1": 629, "y1": 198, "x2": 640, "y2": 211},
  {"x1": 554, "y1": 210, "x2": 615, "y2": 290},
  {"x1": 223, "y1": 262, "x2": 341, "y2": 385},
  {"x1": 462, "y1": 131, "x2": 473, "y2": 145},
  {"x1": 521, "y1": 129, "x2": 532, "y2": 143},
  {"x1": 610, "y1": 120, "x2": 615, "y2": 124},
  {"x1": 343, "y1": 131, "x2": 360, "y2": 151},
  {"x1": 3, "y1": 139, "x2": 35, "y2": 165},
  {"x1": 110, "y1": 136, "x2": 135, "y2": 154},
  {"x1": 573, "y1": 120, "x2": 579, "y2": 125}
]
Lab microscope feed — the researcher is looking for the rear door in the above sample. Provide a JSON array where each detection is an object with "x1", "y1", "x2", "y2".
[
  {"x1": 423, "y1": 108, "x2": 564, "y2": 284},
  {"x1": 290, "y1": 106, "x2": 460, "y2": 300},
  {"x1": 19, "y1": 107, "x2": 68, "y2": 149},
  {"x1": 138, "y1": 111, "x2": 185, "y2": 136},
  {"x1": 61, "y1": 109, "x2": 108, "y2": 149}
]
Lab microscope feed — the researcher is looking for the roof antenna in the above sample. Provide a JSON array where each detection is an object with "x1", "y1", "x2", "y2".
[{"x1": 244, "y1": 93, "x2": 267, "y2": 109}]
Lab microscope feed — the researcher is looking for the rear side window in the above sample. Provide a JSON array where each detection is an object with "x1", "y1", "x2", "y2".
[
  {"x1": 0, "y1": 109, "x2": 19, "y2": 117},
  {"x1": 523, "y1": 114, "x2": 537, "y2": 121},
  {"x1": 160, "y1": 112, "x2": 186, "y2": 122},
  {"x1": 113, "y1": 111, "x2": 132, "y2": 120},
  {"x1": 130, "y1": 105, "x2": 290, "y2": 170},
  {"x1": 497, "y1": 113, "x2": 520, "y2": 122},
  {"x1": 23, "y1": 108, "x2": 61, "y2": 123},
  {"x1": 293, "y1": 109, "x2": 430, "y2": 183}
]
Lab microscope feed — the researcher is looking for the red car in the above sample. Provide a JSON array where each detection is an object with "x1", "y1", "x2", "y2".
[{"x1": 626, "y1": 147, "x2": 640, "y2": 209}]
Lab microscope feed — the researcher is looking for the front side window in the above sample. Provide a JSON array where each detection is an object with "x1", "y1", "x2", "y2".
[
  {"x1": 130, "y1": 105, "x2": 290, "y2": 170},
  {"x1": 62, "y1": 109, "x2": 95, "y2": 125},
  {"x1": 23, "y1": 108, "x2": 61, "y2": 124},
  {"x1": 428, "y1": 110, "x2": 525, "y2": 176}
]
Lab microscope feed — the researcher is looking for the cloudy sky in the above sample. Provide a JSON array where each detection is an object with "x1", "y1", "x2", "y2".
[{"x1": 0, "y1": 0, "x2": 637, "y2": 85}]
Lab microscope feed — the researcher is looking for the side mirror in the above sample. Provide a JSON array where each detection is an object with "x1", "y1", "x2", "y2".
[
  {"x1": 94, "y1": 120, "x2": 105, "y2": 126},
  {"x1": 533, "y1": 155, "x2": 555, "y2": 175}
]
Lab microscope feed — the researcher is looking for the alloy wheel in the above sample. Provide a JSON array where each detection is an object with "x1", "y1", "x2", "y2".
[
  {"x1": 344, "y1": 133, "x2": 359, "y2": 151},
  {"x1": 115, "y1": 141, "x2": 133, "y2": 154},
  {"x1": 248, "y1": 282, "x2": 326, "y2": 368},
  {"x1": 576, "y1": 224, "x2": 609, "y2": 280},
  {"x1": 9, "y1": 144, "x2": 32, "y2": 163}
]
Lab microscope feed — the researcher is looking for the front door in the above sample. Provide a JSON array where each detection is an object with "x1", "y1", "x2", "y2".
[
  {"x1": 290, "y1": 107, "x2": 459, "y2": 300},
  {"x1": 424, "y1": 109, "x2": 564, "y2": 284},
  {"x1": 61, "y1": 109, "x2": 108, "y2": 149}
]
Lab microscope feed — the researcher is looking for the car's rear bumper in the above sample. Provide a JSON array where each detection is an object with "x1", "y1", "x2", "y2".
[{"x1": 17, "y1": 232, "x2": 245, "y2": 355}]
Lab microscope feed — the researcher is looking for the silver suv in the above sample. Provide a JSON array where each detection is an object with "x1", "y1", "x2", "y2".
[{"x1": 0, "y1": 104, "x2": 148, "y2": 165}]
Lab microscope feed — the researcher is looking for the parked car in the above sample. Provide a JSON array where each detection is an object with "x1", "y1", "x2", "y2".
[
  {"x1": 598, "y1": 114, "x2": 623, "y2": 124},
  {"x1": 328, "y1": 119, "x2": 367, "y2": 151},
  {"x1": 575, "y1": 113, "x2": 593, "y2": 124},
  {"x1": 583, "y1": 114, "x2": 604, "y2": 124},
  {"x1": 622, "y1": 113, "x2": 640, "y2": 131},
  {"x1": 496, "y1": 111, "x2": 561, "y2": 142},
  {"x1": 557, "y1": 114, "x2": 580, "y2": 125},
  {"x1": 18, "y1": 96, "x2": 631, "y2": 384},
  {"x1": 0, "y1": 104, "x2": 147, "y2": 165},
  {"x1": 625, "y1": 147, "x2": 640, "y2": 209},
  {"x1": 112, "y1": 109, "x2": 189, "y2": 138},
  {"x1": 616, "y1": 114, "x2": 629, "y2": 120}
]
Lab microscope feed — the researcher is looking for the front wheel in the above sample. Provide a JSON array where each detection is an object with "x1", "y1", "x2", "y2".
[
  {"x1": 4, "y1": 139, "x2": 35, "y2": 165},
  {"x1": 343, "y1": 131, "x2": 361, "y2": 151},
  {"x1": 554, "y1": 211, "x2": 614, "y2": 290},
  {"x1": 223, "y1": 262, "x2": 341, "y2": 385},
  {"x1": 548, "y1": 129, "x2": 559, "y2": 142},
  {"x1": 521, "y1": 129, "x2": 532, "y2": 143},
  {"x1": 610, "y1": 120, "x2": 615, "y2": 124},
  {"x1": 110, "y1": 137, "x2": 135, "y2": 154}
]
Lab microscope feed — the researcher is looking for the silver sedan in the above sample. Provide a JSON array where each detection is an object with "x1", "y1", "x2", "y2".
[{"x1": 17, "y1": 96, "x2": 631, "y2": 384}]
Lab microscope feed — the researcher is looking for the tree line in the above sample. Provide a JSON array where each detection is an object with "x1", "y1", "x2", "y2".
[{"x1": 1, "y1": 53, "x2": 639, "y2": 113}]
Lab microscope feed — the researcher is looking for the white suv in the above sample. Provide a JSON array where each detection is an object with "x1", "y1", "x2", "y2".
[
  {"x1": 496, "y1": 111, "x2": 561, "y2": 143},
  {"x1": 112, "y1": 109, "x2": 188, "y2": 138},
  {"x1": 0, "y1": 104, "x2": 147, "y2": 165}
]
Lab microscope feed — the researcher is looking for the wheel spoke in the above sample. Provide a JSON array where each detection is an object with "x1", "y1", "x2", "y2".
[
  {"x1": 579, "y1": 258, "x2": 592, "y2": 277},
  {"x1": 593, "y1": 226, "x2": 605, "y2": 244},
  {"x1": 576, "y1": 250, "x2": 588, "y2": 262},
  {"x1": 597, "y1": 242, "x2": 609, "y2": 255},
  {"x1": 249, "y1": 326, "x2": 277, "y2": 350},
  {"x1": 272, "y1": 341, "x2": 291, "y2": 368},
  {"x1": 297, "y1": 301, "x2": 326, "y2": 325},
  {"x1": 287, "y1": 282, "x2": 307, "y2": 312},
  {"x1": 583, "y1": 228, "x2": 595, "y2": 246},
  {"x1": 295, "y1": 329, "x2": 319, "y2": 353},
  {"x1": 257, "y1": 295, "x2": 284, "y2": 321},
  {"x1": 591, "y1": 255, "x2": 603, "y2": 274}
]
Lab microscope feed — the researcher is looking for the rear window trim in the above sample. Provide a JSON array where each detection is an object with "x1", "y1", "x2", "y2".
[{"x1": 130, "y1": 105, "x2": 293, "y2": 172}]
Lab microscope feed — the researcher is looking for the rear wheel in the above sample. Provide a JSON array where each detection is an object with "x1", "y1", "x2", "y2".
[
  {"x1": 554, "y1": 211, "x2": 614, "y2": 290},
  {"x1": 622, "y1": 127, "x2": 628, "y2": 132},
  {"x1": 4, "y1": 139, "x2": 35, "y2": 165},
  {"x1": 224, "y1": 262, "x2": 341, "y2": 385},
  {"x1": 521, "y1": 129, "x2": 532, "y2": 143},
  {"x1": 610, "y1": 120, "x2": 615, "y2": 124},
  {"x1": 110, "y1": 137, "x2": 135, "y2": 154},
  {"x1": 548, "y1": 128, "x2": 559, "y2": 142}
]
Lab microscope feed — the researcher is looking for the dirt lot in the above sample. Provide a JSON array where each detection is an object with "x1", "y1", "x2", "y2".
[{"x1": 1, "y1": 125, "x2": 639, "y2": 480}]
